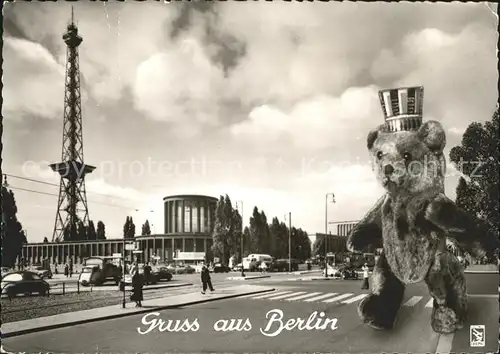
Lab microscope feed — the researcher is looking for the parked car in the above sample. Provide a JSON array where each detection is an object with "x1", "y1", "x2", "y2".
[
  {"x1": 337, "y1": 264, "x2": 359, "y2": 280},
  {"x1": 152, "y1": 265, "x2": 173, "y2": 281},
  {"x1": 32, "y1": 266, "x2": 53, "y2": 279},
  {"x1": 1, "y1": 267, "x2": 12, "y2": 276},
  {"x1": 213, "y1": 263, "x2": 229, "y2": 273},
  {"x1": 1, "y1": 271, "x2": 50, "y2": 298}
]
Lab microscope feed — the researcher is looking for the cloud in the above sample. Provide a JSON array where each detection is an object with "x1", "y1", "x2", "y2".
[
  {"x1": 230, "y1": 86, "x2": 381, "y2": 150},
  {"x1": 132, "y1": 36, "x2": 225, "y2": 127},
  {"x1": 2, "y1": 37, "x2": 65, "y2": 120}
]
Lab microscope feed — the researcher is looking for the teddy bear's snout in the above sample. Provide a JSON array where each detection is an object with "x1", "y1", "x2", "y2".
[{"x1": 384, "y1": 164, "x2": 394, "y2": 176}]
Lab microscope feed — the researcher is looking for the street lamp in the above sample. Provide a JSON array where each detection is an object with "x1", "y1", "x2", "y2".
[
  {"x1": 235, "y1": 201, "x2": 245, "y2": 277},
  {"x1": 325, "y1": 193, "x2": 336, "y2": 278}
]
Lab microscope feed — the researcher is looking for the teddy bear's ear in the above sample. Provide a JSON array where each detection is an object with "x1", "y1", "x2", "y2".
[
  {"x1": 367, "y1": 124, "x2": 385, "y2": 150},
  {"x1": 417, "y1": 120, "x2": 446, "y2": 152}
]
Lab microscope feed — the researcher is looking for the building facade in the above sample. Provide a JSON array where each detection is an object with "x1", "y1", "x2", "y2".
[{"x1": 21, "y1": 194, "x2": 218, "y2": 265}]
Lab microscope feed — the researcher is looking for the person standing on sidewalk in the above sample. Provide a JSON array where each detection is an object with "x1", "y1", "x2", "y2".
[
  {"x1": 201, "y1": 265, "x2": 214, "y2": 294},
  {"x1": 130, "y1": 262, "x2": 143, "y2": 307},
  {"x1": 361, "y1": 263, "x2": 370, "y2": 290}
]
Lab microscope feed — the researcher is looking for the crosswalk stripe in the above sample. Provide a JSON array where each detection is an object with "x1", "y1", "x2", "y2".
[
  {"x1": 284, "y1": 292, "x2": 322, "y2": 301},
  {"x1": 304, "y1": 293, "x2": 337, "y2": 302},
  {"x1": 323, "y1": 293, "x2": 354, "y2": 303},
  {"x1": 252, "y1": 291, "x2": 292, "y2": 299},
  {"x1": 425, "y1": 299, "x2": 434, "y2": 307},
  {"x1": 403, "y1": 296, "x2": 423, "y2": 307},
  {"x1": 341, "y1": 293, "x2": 368, "y2": 304},
  {"x1": 268, "y1": 291, "x2": 307, "y2": 300}
]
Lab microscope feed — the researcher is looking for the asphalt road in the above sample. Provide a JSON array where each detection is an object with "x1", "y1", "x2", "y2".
[{"x1": 3, "y1": 272, "x2": 497, "y2": 353}]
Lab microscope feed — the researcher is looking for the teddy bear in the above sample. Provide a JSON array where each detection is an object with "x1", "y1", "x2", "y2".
[{"x1": 347, "y1": 87, "x2": 499, "y2": 334}]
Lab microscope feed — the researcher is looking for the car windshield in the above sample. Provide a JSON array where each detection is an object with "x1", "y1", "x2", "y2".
[
  {"x1": 82, "y1": 267, "x2": 93, "y2": 273},
  {"x1": 3, "y1": 273, "x2": 23, "y2": 282}
]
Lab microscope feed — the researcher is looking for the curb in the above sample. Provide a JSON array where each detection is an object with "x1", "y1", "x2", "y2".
[
  {"x1": 226, "y1": 275, "x2": 271, "y2": 280},
  {"x1": 464, "y1": 270, "x2": 498, "y2": 274},
  {"x1": 122, "y1": 282, "x2": 193, "y2": 291},
  {"x1": 1, "y1": 287, "x2": 275, "y2": 338}
]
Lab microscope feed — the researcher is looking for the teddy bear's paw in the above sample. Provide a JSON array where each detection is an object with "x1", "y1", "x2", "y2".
[
  {"x1": 431, "y1": 305, "x2": 461, "y2": 334},
  {"x1": 358, "y1": 294, "x2": 395, "y2": 330}
]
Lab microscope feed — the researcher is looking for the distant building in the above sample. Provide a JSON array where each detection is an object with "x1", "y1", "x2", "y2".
[{"x1": 21, "y1": 194, "x2": 218, "y2": 265}]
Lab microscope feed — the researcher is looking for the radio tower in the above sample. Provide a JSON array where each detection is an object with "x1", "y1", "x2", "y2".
[{"x1": 50, "y1": 8, "x2": 95, "y2": 242}]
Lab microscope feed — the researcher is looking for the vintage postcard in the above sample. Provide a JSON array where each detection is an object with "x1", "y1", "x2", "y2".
[{"x1": 1, "y1": 1, "x2": 499, "y2": 353}]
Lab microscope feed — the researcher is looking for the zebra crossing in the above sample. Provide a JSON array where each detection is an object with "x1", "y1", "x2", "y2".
[{"x1": 241, "y1": 290, "x2": 435, "y2": 308}]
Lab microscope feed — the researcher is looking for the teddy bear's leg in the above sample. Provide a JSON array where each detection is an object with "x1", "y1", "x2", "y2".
[
  {"x1": 357, "y1": 252, "x2": 405, "y2": 330},
  {"x1": 425, "y1": 251, "x2": 467, "y2": 334}
]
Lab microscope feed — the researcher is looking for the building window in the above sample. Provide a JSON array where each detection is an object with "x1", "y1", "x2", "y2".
[
  {"x1": 170, "y1": 201, "x2": 175, "y2": 233},
  {"x1": 196, "y1": 238, "x2": 205, "y2": 253},
  {"x1": 174, "y1": 239, "x2": 183, "y2": 253},
  {"x1": 176, "y1": 202, "x2": 182, "y2": 233},
  {"x1": 200, "y1": 205, "x2": 205, "y2": 233},
  {"x1": 185, "y1": 239, "x2": 194, "y2": 252},
  {"x1": 192, "y1": 202, "x2": 199, "y2": 233},
  {"x1": 184, "y1": 202, "x2": 191, "y2": 233}
]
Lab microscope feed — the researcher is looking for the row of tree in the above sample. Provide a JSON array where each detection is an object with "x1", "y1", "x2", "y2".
[
  {"x1": 210, "y1": 195, "x2": 312, "y2": 265},
  {"x1": 56, "y1": 220, "x2": 107, "y2": 242}
]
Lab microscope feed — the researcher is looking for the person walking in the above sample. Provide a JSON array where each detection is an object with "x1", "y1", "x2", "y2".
[
  {"x1": 64, "y1": 263, "x2": 69, "y2": 278},
  {"x1": 201, "y1": 265, "x2": 214, "y2": 294},
  {"x1": 260, "y1": 261, "x2": 268, "y2": 274},
  {"x1": 361, "y1": 263, "x2": 370, "y2": 290},
  {"x1": 130, "y1": 262, "x2": 143, "y2": 307}
]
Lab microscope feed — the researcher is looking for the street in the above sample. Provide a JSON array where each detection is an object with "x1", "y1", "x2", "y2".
[{"x1": 3, "y1": 272, "x2": 497, "y2": 353}]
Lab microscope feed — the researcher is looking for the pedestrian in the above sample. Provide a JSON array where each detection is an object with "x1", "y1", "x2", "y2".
[
  {"x1": 143, "y1": 262, "x2": 152, "y2": 285},
  {"x1": 361, "y1": 263, "x2": 370, "y2": 290},
  {"x1": 130, "y1": 262, "x2": 143, "y2": 307},
  {"x1": 64, "y1": 263, "x2": 69, "y2": 278},
  {"x1": 69, "y1": 260, "x2": 73, "y2": 277},
  {"x1": 260, "y1": 261, "x2": 268, "y2": 274},
  {"x1": 200, "y1": 265, "x2": 214, "y2": 294}
]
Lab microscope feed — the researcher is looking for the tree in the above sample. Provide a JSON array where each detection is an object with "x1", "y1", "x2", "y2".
[
  {"x1": 211, "y1": 195, "x2": 236, "y2": 265},
  {"x1": 249, "y1": 207, "x2": 262, "y2": 253},
  {"x1": 242, "y1": 226, "x2": 251, "y2": 258},
  {"x1": 142, "y1": 220, "x2": 152, "y2": 236},
  {"x1": 1, "y1": 186, "x2": 27, "y2": 267},
  {"x1": 77, "y1": 221, "x2": 87, "y2": 240},
  {"x1": 123, "y1": 216, "x2": 136, "y2": 239},
  {"x1": 87, "y1": 220, "x2": 97, "y2": 240},
  {"x1": 96, "y1": 221, "x2": 106, "y2": 240},
  {"x1": 43, "y1": 237, "x2": 49, "y2": 243},
  {"x1": 449, "y1": 108, "x2": 499, "y2": 243}
]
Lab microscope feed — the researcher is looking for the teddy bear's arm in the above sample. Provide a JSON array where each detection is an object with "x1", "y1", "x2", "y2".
[
  {"x1": 346, "y1": 195, "x2": 385, "y2": 252},
  {"x1": 425, "y1": 195, "x2": 500, "y2": 258}
]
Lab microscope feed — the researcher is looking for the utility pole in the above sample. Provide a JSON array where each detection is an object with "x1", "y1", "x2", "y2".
[
  {"x1": 325, "y1": 193, "x2": 336, "y2": 278},
  {"x1": 122, "y1": 239, "x2": 126, "y2": 308}
]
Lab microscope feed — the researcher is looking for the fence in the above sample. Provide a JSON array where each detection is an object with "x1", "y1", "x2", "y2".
[{"x1": 1, "y1": 280, "x2": 94, "y2": 300}]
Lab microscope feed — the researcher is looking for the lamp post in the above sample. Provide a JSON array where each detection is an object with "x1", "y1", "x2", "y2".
[
  {"x1": 325, "y1": 193, "x2": 336, "y2": 278},
  {"x1": 122, "y1": 238, "x2": 126, "y2": 308},
  {"x1": 236, "y1": 201, "x2": 245, "y2": 277}
]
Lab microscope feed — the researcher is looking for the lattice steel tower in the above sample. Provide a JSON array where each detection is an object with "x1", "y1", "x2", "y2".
[{"x1": 50, "y1": 8, "x2": 95, "y2": 242}]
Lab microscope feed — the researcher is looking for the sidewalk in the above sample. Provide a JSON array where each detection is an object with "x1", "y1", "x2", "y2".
[{"x1": 1, "y1": 284, "x2": 274, "y2": 338}]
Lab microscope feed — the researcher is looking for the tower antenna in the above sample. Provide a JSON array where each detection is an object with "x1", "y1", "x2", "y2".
[{"x1": 50, "y1": 10, "x2": 95, "y2": 242}]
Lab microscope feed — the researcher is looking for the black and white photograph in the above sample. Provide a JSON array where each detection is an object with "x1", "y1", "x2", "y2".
[{"x1": 1, "y1": 1, "x2": 499, "y2": 353}]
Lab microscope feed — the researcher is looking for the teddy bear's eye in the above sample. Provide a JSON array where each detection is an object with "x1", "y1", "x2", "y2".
[
  {"x1": 376, "y1": 151, "x2": 383, "y2": 160},
  {"x1": 403, "y1": 152, "x2": 412, "y2": 161}
]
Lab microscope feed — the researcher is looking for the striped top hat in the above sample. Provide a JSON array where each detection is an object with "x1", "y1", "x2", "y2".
[{"x1": 378, "y1": 86, "x2": 424, "y2": 132}]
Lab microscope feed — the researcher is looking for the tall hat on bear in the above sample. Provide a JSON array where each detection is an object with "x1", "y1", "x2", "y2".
[{"x1": 378, "y1": 86, "x2": 424, "y2": 132}]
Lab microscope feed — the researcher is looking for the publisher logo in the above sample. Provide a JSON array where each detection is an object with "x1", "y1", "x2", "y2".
[{"x1": 470, "y1": 325, "x2": 485, "y2": 347}]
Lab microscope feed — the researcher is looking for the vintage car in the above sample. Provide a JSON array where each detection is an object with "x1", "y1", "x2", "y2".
[
  {"x1": 78, "y1": 257, "x2": 122, "y2": 286},
  {"x1": 32, "y1": 266, "x2": 53, "y2": 279},
  {"x1": 153, "y1": 265, "x2": 173, "y2": 281},
  {"x1": 213, "y1": 263, "x2": 230, "y2": 273},
  {"x1": 1, "y1": 271, "x2": 50, "y2": 298}
]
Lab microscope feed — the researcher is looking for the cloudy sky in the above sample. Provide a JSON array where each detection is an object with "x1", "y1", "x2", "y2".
[{"x1": 3, "y1": 1, "x2": 498, "y2": 243}]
